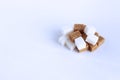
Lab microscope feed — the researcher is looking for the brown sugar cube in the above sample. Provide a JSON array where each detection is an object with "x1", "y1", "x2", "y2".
[
  {"x1": 82, "y1": 33, "x2": 87, "y2": 40},
  {"x1": 88, "y1": 44, "x2": 98, "y2": 52},
  {"x1": 74, "y1": 24, "x2": 86, "y2": 33},
  {"x1": 95, "y1": 32, "x2": 99, "y2": 37},
  {"x1": 69, "y1": 31, "x2": 81, "y2": 42},
  {"x1": 97, "y1": 36, "x2": 105, "y2": 46}
]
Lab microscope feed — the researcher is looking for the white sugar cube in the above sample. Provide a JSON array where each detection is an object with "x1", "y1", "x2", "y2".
[
  {"x1": 84, "y1": 26, "x2": 96, "y2": 35},
  {"x1": 58, "y1": 35, "x2": 68, "y2": 46},
  {"x1": 65, "y1": 39, "x2": 75, "y2": 50},
  {"x1": 61, "y1": 26, "x2": 73, "y2": 35},
  {"x1": 75, "y1": 37, "x2": 86, "y2": 50},
  {"x1": 86, "y1": 35, "x2": 99, "y2": 45},
  {"x1": 59, "y1": 35, "x2": 75, "y2": 50}
]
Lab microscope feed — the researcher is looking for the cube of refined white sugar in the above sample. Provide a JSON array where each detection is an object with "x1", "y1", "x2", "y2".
[
  {"x1": 65, "y1": 38, "x2": 75, "y2": 50},
  {"x1": 58, "y1": 35, "x2": 68, "y2": 46},
  {"x1": 86, "y1": 35, "x2": 99, "y2": 45},
  {"x1": 75, "y1": 37, "x2": 86, "y2": 50},
  {"x1": 61, "y1": 26, "x2": 73, "y2": 35},
  {"x1": 84, "y1": 26, "x2": 96, "y2": 35}
]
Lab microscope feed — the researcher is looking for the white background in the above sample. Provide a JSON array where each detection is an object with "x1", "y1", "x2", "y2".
[{"x1": 0, "y1": 0, "x2": 120, "y2": 80}]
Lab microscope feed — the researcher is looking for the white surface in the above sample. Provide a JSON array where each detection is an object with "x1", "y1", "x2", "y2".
[
  {"x1": 75, "y1": 37, "x2": 86, "y2": 50},
  {"x1": 0, "y1": 0, "x2": 120, "y2": 80},
  {"x1": 86, "y1": 35, "x2": 99, "y2": 45},
  {"x1": 61, "y1": 26, "x2": 73, "y2": 35}
]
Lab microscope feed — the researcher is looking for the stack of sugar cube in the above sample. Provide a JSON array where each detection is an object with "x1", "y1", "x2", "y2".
[{"x1": 58, "y1": 24, "x2": 105, "y2": 52}]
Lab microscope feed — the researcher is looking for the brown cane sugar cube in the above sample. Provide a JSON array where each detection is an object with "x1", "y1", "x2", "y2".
[
  {"x1": 95, "y1": 32, "x2": 99, "y2": 37},
  {"x1": 88, "y1": 44, "x2": 98, "y2": 52},
  {"x1": 69, "y1": 31, "x2": 81, "y2": 42},
  {"x1": 82, "y1": 33, "x2": 87, "y2": 40},
  {"x1": 74, "y1": 24, "x2": 86, "y2": 33},
  {"x1": 97, "y1": 36, "x2": 105, "y2": 46}
]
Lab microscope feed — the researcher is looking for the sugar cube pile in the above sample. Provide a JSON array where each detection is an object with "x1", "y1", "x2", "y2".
[{"x1": 58, "y1": 24, "x2": 105, "y2": 52}]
